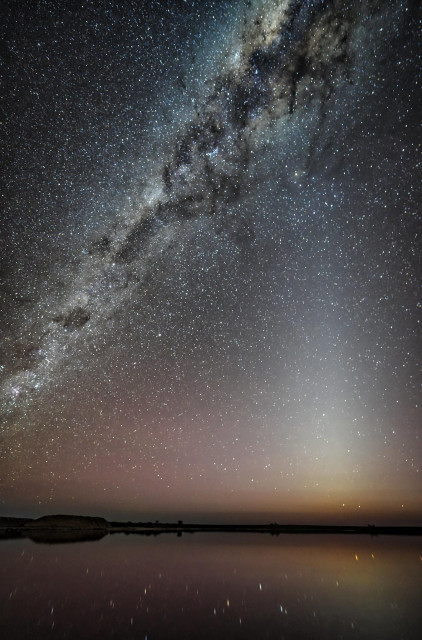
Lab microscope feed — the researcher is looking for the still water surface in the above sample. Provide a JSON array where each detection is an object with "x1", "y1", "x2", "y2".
[{"x1": 1, "y1": 533, "x2": 421, "y2": 639}]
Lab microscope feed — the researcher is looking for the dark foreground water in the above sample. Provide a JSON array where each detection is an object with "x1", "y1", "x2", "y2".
[{"x1": 1, "y1": 533, "x2": 421, "y2": 640}]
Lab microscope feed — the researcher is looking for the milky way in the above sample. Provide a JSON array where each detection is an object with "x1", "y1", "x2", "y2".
[{"x1": 1, "y1": 0, "x2": 421, "y2": 522}]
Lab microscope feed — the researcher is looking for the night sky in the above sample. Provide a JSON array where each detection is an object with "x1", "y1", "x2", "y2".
[{"x1": 1, "y1": 0, "x2": 421, "y2": 524}]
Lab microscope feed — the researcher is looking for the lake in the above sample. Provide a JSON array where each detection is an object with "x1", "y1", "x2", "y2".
[{"x1": 1, "y1": 533, "x2": 421, "y2": 639}]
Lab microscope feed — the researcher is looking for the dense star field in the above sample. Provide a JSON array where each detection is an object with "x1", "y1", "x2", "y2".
[{"x1": 0, "y1": 0, "x2": 421, "y2": 523}]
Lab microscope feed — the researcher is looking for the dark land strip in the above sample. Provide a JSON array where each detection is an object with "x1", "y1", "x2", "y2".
[{"x1": 0, "y1": 515, "x2": 421, "y2": 544}]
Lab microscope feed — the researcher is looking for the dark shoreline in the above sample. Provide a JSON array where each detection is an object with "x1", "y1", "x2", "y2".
[
  {"x1": 109, "y1": 523, "x2": 422, "y2": 536},
  {"x1": 1, "y1": 515, "x2": 421, "y2": 543}
]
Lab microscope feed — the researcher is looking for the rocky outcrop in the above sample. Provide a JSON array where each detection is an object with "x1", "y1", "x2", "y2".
[
  {"x1": 28, "y1": 515, "x2": 109, "y2": 530},
  {"x1": 0, "y1": 515, "x2": 109, "y2": 544}
]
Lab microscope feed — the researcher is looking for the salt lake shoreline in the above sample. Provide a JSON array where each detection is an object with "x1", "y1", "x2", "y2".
[{"x1": 1, "y1": 514, "x2": 421, "y2": 542}]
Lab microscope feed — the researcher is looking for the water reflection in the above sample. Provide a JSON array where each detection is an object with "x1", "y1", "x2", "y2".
[{"x1": 1, "y1": 533, "x2": 421, "y2": 639}]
